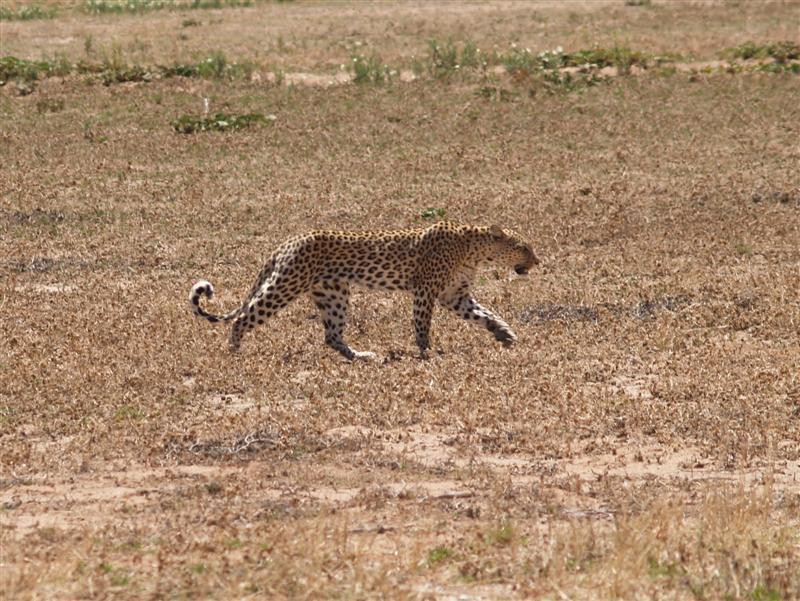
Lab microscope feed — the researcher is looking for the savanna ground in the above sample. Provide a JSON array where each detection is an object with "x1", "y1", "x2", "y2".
[{"x1": 1, "y1": 0, "x2": 800, "y2": 598}]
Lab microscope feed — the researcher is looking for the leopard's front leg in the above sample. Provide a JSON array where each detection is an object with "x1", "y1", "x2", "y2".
[{"x1": 442, "y1": 295, "x2": 517, "y2": 347}]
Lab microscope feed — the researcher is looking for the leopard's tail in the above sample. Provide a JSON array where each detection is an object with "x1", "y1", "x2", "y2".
[{"x1": 188, "y1": 280, "x2": 242, "y2": 324}]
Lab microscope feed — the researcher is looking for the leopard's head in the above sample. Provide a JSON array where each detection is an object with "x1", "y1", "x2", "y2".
[{"x1": 487, "y1": 224, "x2": 539, "y2": 275}]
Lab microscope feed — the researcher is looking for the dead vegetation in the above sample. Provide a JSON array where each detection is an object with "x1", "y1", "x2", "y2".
[{"x1": 1, "y1": 1, "x2": 800, "y2": 599}]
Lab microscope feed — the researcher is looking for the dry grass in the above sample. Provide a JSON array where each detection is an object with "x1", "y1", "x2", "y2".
[{"x1": 2, "y1": 1, "x2": 800, "y2": 599}]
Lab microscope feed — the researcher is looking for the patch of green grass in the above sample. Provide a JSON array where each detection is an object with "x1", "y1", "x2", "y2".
[
  {"x1": 0, "y1": 56, "x2": 71, "y2": 86},
  {"x1": 114, "y1": 405, "x2": 144, "y2": 420},
  {"x1": 99, "y1": 562, "x2": 115, "y2": 574},
  {"x1": 476, "y1": 86, "x2": 516, "y2": 102},
  {"x1": 498, "y1": 44, "x2": 542, "y2": 74},
  {"x1": 427, "y1": 546, "x2": 454, "y2": 566},
  {"x1": 485, "y1": 521, "x2": 515, "y2": 546},
  {"x1": 647, "y1": 556, "x2": 686, "y2": 579},
  {"x1": 734, "y1": 240, "x2": 754, "y2": 257},
  {"x1": 83, "y1": 0, "x2": 259, "y2": 14},
  {"x1": 0, "y1": 4, "x2": 56, "y2": 20},
  {"x1": 750, "y1": 586, "x2": 782, "y2": 601},
  {"x1": 350, "y1": 54, "x2": 390, "y2": 84},
  {"x1": 727, "y1": 41, "x2": 800, "y2": 62},
  {"x1": 0, "y1": 49, "x2": 257, "y2": 88},
  {"x1": 566, "y1": 46, "x2": 649, "y2": 71},
  {"x1": 172, "y1": 112, "x2": 274, "y2": 133},
  {"x1": 35, "y1": 98, "x2": 65, "y2": 113},
  {"x1": 497, "y1": 45, "x2": 649, "y2": 76},
  {"x1": 544, "y1": 69, "x2": 604, "y2": 93},
  {"x1": 101, "y1": 60, "x2": 154, "y2": 85},
  {"x1": 756, "y1": 61, "x2": 800, "y2": 74},
  {"x1": 420, "y1": 207, "x2": 447, "y2": 220},
  {"x1": 110, "y1": 573, "x2": 130, "y2": 587},
  {"x1": 164, "y1": 51, "x2": 256, "y2": 80}
]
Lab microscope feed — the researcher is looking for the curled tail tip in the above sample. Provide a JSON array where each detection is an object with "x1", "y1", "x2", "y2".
[
  {"x1": 189, "y1": 280, "x2": 215, "y2": 314},
  {"x1": 191, "y1": 280, "x2": 214, "y2": 299}
]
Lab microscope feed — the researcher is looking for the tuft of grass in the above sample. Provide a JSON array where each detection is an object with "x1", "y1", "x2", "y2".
[
  {"x1": 205, "y1": 481, "x2": 223, "y2": 495},
  {"x1": 498, "y1": 44, "x2": 542, "y2": 74},
  {"x1": 191, "y1": 563, "x2": 207, "y2": 574},
  {"x1": 172, "y1": 112, "x2": 274, "y2": 133},
  {"x1": 427, "y1": 39, "x2": 487, "y2": 78},
  {"x1": 420, "y1": 207, "x2": 447, "y2": 220},
  {"x1": 476, "y1": 85, "x2": 516, "y2": 102},
  {"x1": 750, "y1": 586, "x2": 782, "y2": 601},
  {"x1": 35, "y1": 98, "x2": 66, "y2": 114},
  {"x1": 350, "y1": 54, "x2": 390, "y2": 84},
  {"x1": 427, "y1": 546, "x2": 454, "y2": 566},
  {"x1": 99, "y1": 562, "x2": 114, "y2": 574},
  {"x1": 485, "y1": 521, "x2": 515, "y2": 546},
  {"x1": 114, "y1": 405, "x2": 144, "y2": 421},
  {"x1": 0, "y1": 4, "x2": 56, "y2": 20}
]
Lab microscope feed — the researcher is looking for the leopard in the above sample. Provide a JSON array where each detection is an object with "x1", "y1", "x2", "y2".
[{"x1": 188, "y1": 221, "x2": 539, "y2": 360}]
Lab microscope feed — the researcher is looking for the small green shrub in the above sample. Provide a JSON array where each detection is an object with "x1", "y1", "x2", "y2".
[
  {"x1": 172, "y1": 112, "x2": 273, "y2": 134},
  {"x1": 0, "y1": 4, "x2": 56, "y2": 20}
]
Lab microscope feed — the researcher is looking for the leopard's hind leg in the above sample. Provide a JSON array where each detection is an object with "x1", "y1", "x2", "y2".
[
  {"x1": 228, "y1": 273, "x2": 304, "y2": 352},
  {"x1": 310, "y1": 280, "x2": 375, "y2": 360}
]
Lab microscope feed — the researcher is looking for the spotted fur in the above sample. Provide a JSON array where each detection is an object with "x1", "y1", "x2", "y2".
[{"x1": 189, "y1": 221, "x2": 539, "y2": 359}]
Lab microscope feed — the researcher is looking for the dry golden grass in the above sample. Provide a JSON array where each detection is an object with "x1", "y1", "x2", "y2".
[{"x1": 2, "y1": 1, "x2": 800, "y2": 599}]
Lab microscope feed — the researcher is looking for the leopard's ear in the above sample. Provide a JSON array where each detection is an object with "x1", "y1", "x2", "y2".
[{"x1": 489, "y1": 224, "x2": 505, "y2": 239}]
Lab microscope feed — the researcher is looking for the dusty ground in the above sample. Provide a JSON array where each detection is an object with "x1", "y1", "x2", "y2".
[{"x1": 2, "y1": 1, "x2": 800, "y2": 599}]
